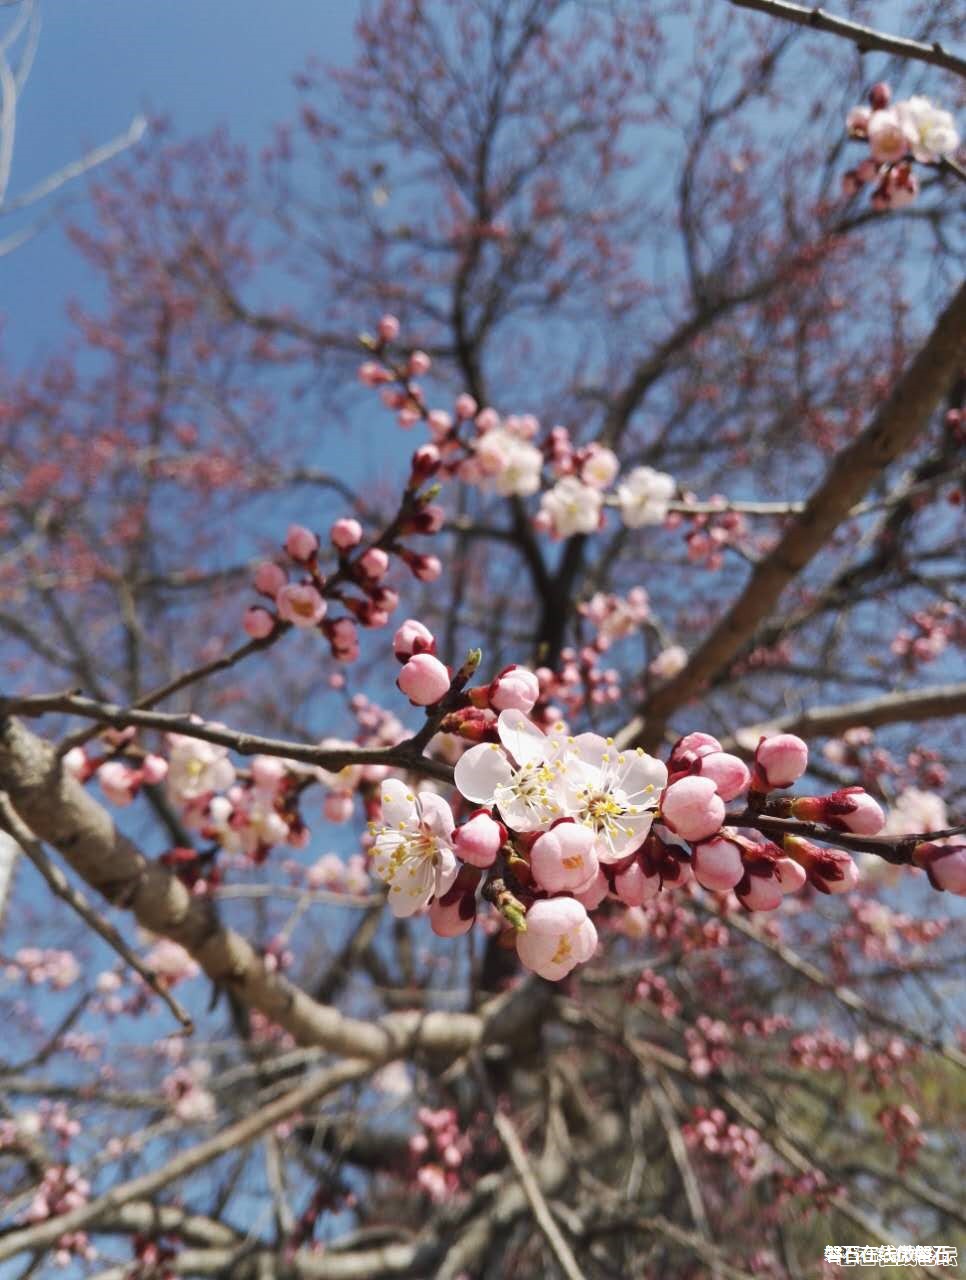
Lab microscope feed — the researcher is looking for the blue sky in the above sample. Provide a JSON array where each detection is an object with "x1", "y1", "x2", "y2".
[{"x1": 2, "y1": 0, "x2": 360, "y2": 367}]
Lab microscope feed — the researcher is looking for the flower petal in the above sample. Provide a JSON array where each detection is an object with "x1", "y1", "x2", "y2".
[
  {"x1": 454, "y1": 743, "x2": 513, "y2": 804},
  {"x1": 497, "y1": 709, "x2": 549, "y2": 768},
  {"x1": 379, "y1": 777, "x2": 419, "y2": 830}
]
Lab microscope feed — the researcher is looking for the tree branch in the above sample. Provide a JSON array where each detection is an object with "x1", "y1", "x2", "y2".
[{"x1": 726, "y1": 0, "x2": 966, "y2": 79}]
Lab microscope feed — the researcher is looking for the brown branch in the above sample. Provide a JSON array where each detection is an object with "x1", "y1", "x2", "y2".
[
  {"x1": 621, "y1": 278, "x2": 966, "y2": 750},
  {"x1": 722, "y1": 681, "x2": 966, "y2": 751},
  {"x1": 0, "y1": 1059, "x2": 374, "y2": 1265},
  {"x1": 0, "y1": 715, "x2": 531, "y2": 1066},
  {"x1": 2, "y1": 692, "x2": 456, "y2": 785},
  {"x1": 0, "y1": 792, "x2": 194, "y2": 1034},
  {"x1": 727, "y1": 0, "x2": 966, "y2": 78}
]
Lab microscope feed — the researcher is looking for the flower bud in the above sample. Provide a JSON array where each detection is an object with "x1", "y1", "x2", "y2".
[
  {"x1": 455, "y1": 393, "x2": 477, "y2": 420},
  {"x1": 913, "y1": 842, "x2": 966, "y2": 896},
  {"x1": 243, "y1": 606, "x2": 276, "y2": 639},
  {"x1": 393, "y1": 618, "x2": 436, "y2": 662},
  {"x1": 791, "y1": 787, "x2": 884, "y2": 834},
  {"x1": 284, "y1": 524, "x2": 319, "y2": 562},
  {"x1": 397, "y1": 653, "x2": 451, "y2": 705},
  {"x1": 324, "y1": 790, "x2": 354, "y2": 823},
  {"x1": 454, "y1": 811, "x2": 505, "y2": 868},
  {"x1": 378, "y1": 314, "x2": 400, "y2": 342},
  {"x1": 330, "y1": 518, "x2": 363, "y2": 550},
  {"x1": 868, "y1": 81, "x2": 891, "y2": 110},
  {"x1": 530, "y1": 822, "x2": 598, "y2": 893},
  {"x1": 489, "y1": 665, "x2": 540, "y2": 714},
  {"x1": 784, "y1": 835, "x2": 859, "y2": 894},
  {"x1": 410, "y1": 443, "x2": 441, "y2": 484},
  {"x1": 614, "y1": 857, "x2": 661, "y2": 906},
  {"x1": 430, "y1": 886, "x2": 477, "y2": 937},
  {"x1": 752, "y1": 734, "x2": 808, "y2": 790},
  {"x1": 357, "y1": 547, "x2": 389, "y2": 582},
  {"x1": 660, "y1": 776, "x2": 725, "y2": 843},
  {"x1": 699, "y1": 751, "x2": 750, "y2": 802},
  {"x1": 253, "y1": 561, "x2": 287, "y2": 597},
  {"x1": 737, "y1": 874, "x2": 783, "y2": 912},
  {"x1": 776, "y1": 857, "x2": 807, "y2": 895},
  {"x1": 141, "y1": 754, "x2": 169, "y2": 785},
  {"x1": 439, "y1": 706, "x2": 497, "y2": 742},
  {"x1": 691, "y1": 836, "x2": 744, "y2": 892}
]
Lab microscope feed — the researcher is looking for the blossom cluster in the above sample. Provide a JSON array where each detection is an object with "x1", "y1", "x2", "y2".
[{"x1": 844, "y1": 83, "x2": 960, "y2": 210}]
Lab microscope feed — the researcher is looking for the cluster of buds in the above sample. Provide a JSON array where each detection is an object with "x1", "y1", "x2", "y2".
[
  {"x1": 877, "y1": 1103, "x2": 925, "y2": 1172},
  {"x1": 409, "y1": 1107, "x2": 476, "y2": 1203},
  {"x1": 844, "y1": 83, "x2": 960, "y2": 210},
  {"x1": 682, "y1": 1108, "x2": 764, "y2": 1183},
  {"x1": 161, "y1": 1060, "x2": 217, "y2": 1124},
  {"x1": 891, "y1": 601, "x2": 959, "y2": 670},
  {"x1": 24, "y1": 1166, "x2": 95, "y2": 1265},
  {"x1": 130, "y1": 1236, "x2": 178, "y2": 1280},
  {"x1": 668, "y1": 494, "x2": 749, "y2": 571}
]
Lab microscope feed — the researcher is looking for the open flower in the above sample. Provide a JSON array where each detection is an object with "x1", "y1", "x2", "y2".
[
  {"x1": 370, "y1": 778, "x2": 459, "y2": 916},
  {"x1": 454, "y1": 709, "x2": 568, "y2": 832},
  {"x1": 559, "y1": 733, "x2": 667, "y2": 862}
]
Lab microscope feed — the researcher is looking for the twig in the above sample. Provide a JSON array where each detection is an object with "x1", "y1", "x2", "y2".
[
  {"x1": 0, "y1": 792, "x2": 194, "y2": 1034},
  {"x1": 492, "y1": 1109, "x2": 587, "y2": 1280},
  {"x1": 727, "y1": 0, "x2": 966, "y2": 78}
]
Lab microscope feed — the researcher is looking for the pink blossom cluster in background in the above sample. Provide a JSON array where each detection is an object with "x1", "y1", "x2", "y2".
[{"x1": 844, "y1": 83, "x2": 960, "y2": 210}]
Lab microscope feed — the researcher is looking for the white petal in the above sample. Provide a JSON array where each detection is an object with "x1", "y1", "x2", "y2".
[
  {"x1": 595, "y1": 811, "x2": 654, "y2": 863},
  {"x1": 434, "y1": 848, "x2": 459, "y2": 898},
  {"x1": 454, "y1": 743, "x2": 513, "y2": 804},
  {"x1": 417, "y1": 791, "x2": 456, "y2": 841},
  {"x1": 497, "y1": 709, "x2": 548, "y2": 768},
  {"x1": 616, "y1": 752, "x2": 667, "y2": 802},
  {"x1": 379, "y1": 777, "x2": 419, "y2": 829}
]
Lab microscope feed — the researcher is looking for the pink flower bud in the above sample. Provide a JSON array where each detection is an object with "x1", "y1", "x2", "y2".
[
  {"x1": 699, "y1": 751, "x2": 750, "y2": 802},
  {"x1": 397, "y1": 653, "x2": 451, "y2": 705},
  {"x1": 868, "y1": 81, "x2": 891, "y2": 110},
  {"x1": 409, "y1": 349, "x2": 431, "y2": 376},
  {"x1": 63, "y1": 747, "x2": 91, "y2": 781},
  {"x1": 284, "y1": 524, "x2": 319, "y2": 562},
  {"x1": 489, "y1": 665, "x2": 540, "y2": 714},
  {"x1": 276, "y1": 583, "x2": 327, "y2": 628},
  {"x1": 244, "y1": 606, "x2": 276, "y2": 638},
  {"x1": 737, "y1": 875, "x2": 783, "y2": 912},
  {"x1": 324, "y1": 790, "x2": 354, "y2": 823},
  {"x1": 254, "y1": 561, "x2": 287, "y2": 597},
  {"x1": 378, "y1": 314, "x2": 400, "y2": 342},
  {"x1": 141, "y1": 754, "x2": 169, "y2": 785},
  {"x1": 430, "y1": 889, "x2": 476, "y2": 937},
  {"x1": 791, "y1": 787, "x2": 884, "y2": 835},
  {"x1": 692, "y1": 836, "x2": 745, "y2": 892},
  {"x1": 358, "y1": 360, "x2": 392, "y2": 387},
  {"x1": 98, "y1": 761, "x2": 137, "y2": 807},
  {"x1": 411, "y1": 443, "x2": 441, "y2": 482},
  {"x1": 753, "y1": 734, "x2": 809, "y2": 789},
  {"x1": 614, "y1": 858, "x2": 660, "y2": 906},
  {"x1": 393, "y1": 618, "x2": 436, "y2": 662},
  {"x1": 671, "y1": 732, "x2": 722, "y2": 761},
  {"x1": 846, "y1": 105, "x2": 871, "y2": 138},
  {"x1": 530, "y1": 822, "x2": 598, "y2": 894},
  {"x1": 410, "y1": 553, "x2": 442, "y2": 582},
  {"x1": 913, "y1": 842, "x2": 966, "y2": 896},
  {"x1": 660, "y1": 776, "x2": 726, "y2": 843},
  {"x1": 455, "y1": 393, "x2": 477, "y2": 419},
  {"x1": 784, "y1": 836, "x2": 859, "y2": 894},
  {"x1": 331, "y1": 518, "x2": 363, "y2": 550},
  {"x1": 439, "y1": 706, "x2": 497, "y2": 742},
  {"x1": 454, "y1": 811, "x2": 505, "y2": 868},
  {"x1": 776, "y1": 857, "x2": 807, "y2": 895},
  {"x1": 252, "y1": 755, "x2": 287, "y2": 790},
  {"x1": 358, "y1": 547, "x2": 389, "y2": 581}
]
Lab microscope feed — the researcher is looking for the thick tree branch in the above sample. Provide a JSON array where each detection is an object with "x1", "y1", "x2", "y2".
[
  {"x1": 722, "y1": 681, "x2": 966, "y2": 751},
  {"x1": 621, "y1": 278, "x2": 966, "y2": 749}
]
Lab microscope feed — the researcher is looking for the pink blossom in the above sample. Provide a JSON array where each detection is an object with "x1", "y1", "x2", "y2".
[
  {"x1": 251, "y1": 755, "x2": 287, "y2": 791},
  {"x1": 409, "y1": 349, "x2": 431, "y2": 375},
  {"x1": 792, "y1": 787, "x2": 884, "y2": 835},
  {"x1": 867, "y1": 108, "x2": 914, "y2": 163},
  {"x1": 489, "y1": 665, "x2": 540, "y2": 713},
  {"x1": 454, "y1": 811, "x2": 505, "y2": 868},
  {"x1": 331, "y1": 517, "x2": 363, "y2": 550},
  {"x1": 913, "y1": 842, "x2": 966, "y2": 896},
  {"x1": 784, "y1": 836, "x2": 859, "y2": 894},
  {"x1": 284, "y1": 523, "x2": 319, "y2": 562},
  {"x1": 692, "y1": 836, "x2": 744, "y2": 892},
  {"x1": 698, "y1": 751, "x2": 750, "y2": 802},
  {"x1": 737, "y1": 874, "x2": 783, "y2": 912},
  {"x1": 530, "y1": 822, "x2": 599, "y2": 893},
  {"x1": 98, "y1": 761, "x2": 138, "y2": 807},
  {"x1": 580, "y1": 445, "x2": 620, "y2": 490},
  {"x1": 324, "y1": 790, "x2": 354, "y2": 823},
  {"x1": 253, "y1": 561, "x2": 287, "y2": 596},
  {"x1": 846, "y1": 105, "x2": 871, "y2": 138},
  {"x1": 398, "y1": 653, "x2": 451, "y2": 705},
  {"x1": 243, "y1": 606, "x2": 275, "y2": 639},
  {"x1": 516, "y1": 897, "x2": 597, "y2": 981},
  {"x1": 660, "y1": 776, "x2": 725, "y2": 842},
  {"x1": 378, "y1": 313, "x2": 400, "y2": 341},
  {"x1": 393, "y1": 617, "x2": 436, "y2": 662},
  {"x1": 614, "y1": 858, "x2": 660, "y2": 906},
  {"x1": 776, "y1": 857, "x2": 807, "y2": 895},
  {"x1": 63, "y1": 746, "x2": 90, "y2": 780},
  {"x1": 141, "y1": 754, "x2": 169, "y2": 785},
  {"x1": 276, "y1": 583, "x2": 327, "y2": 628},
  {"x1": 358, "y1": 547, "x2": 389, "y2": 581},
  {"x1": 753, "y1": 734, "x2": 808, "y2": 789},
  {"x1": 455, "y1": 393, "x2": 477, "y2": 419}
]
